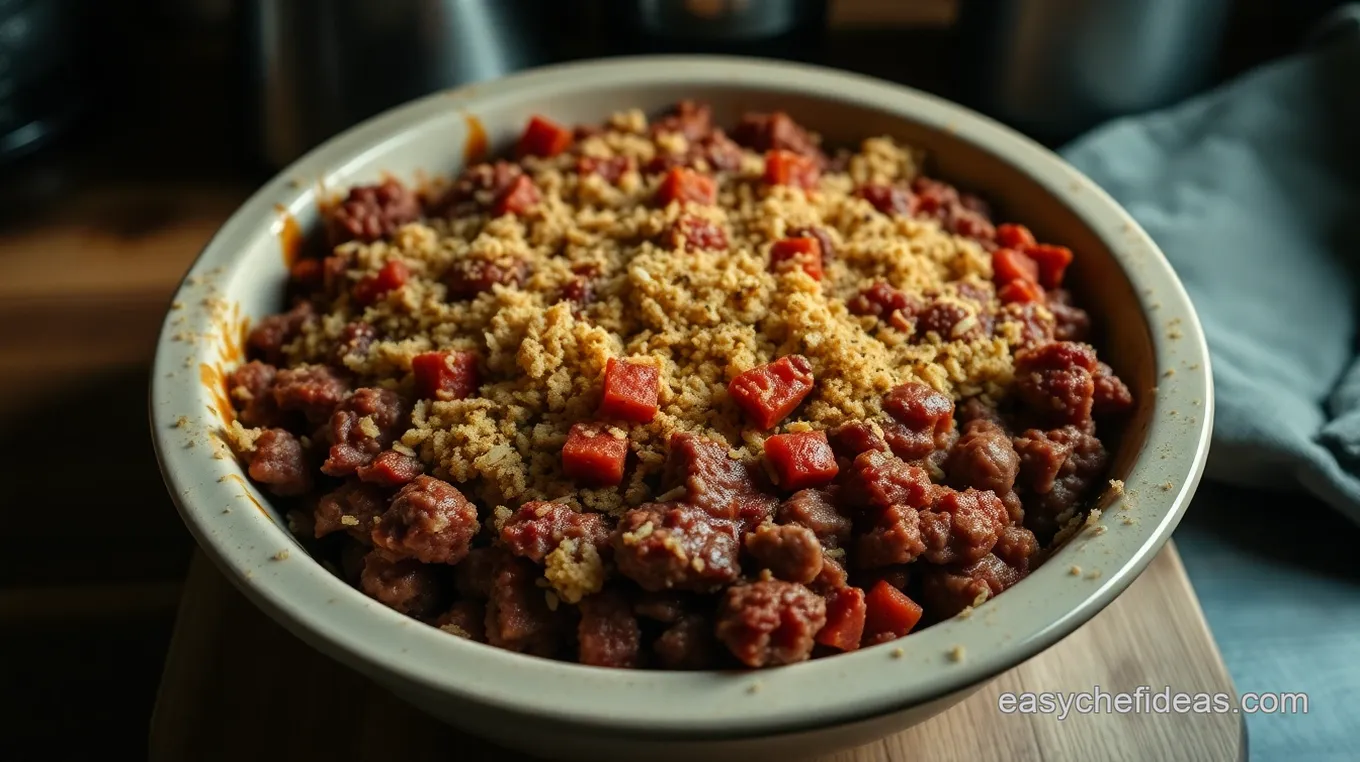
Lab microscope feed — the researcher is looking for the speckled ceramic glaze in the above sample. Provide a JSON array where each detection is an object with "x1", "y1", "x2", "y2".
[{"x1": 150, "y1": 57, "x2": 1213, "y2": 761}]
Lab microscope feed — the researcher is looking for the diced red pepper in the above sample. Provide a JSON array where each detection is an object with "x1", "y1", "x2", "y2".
[
  {"x1": 816, "y1": 586, "x2": 867, "y2": 651},
  {"x1": 996, "y1": 223, "x2": 1037, "y2": 249},
  {"x1": 769, "y1": 237, "x2": 824, "y2": 281},
  {"x1": 992, "y1": 247, "x2": 1040, "y2": 285},
  {"x1": 862, "y1": 580, "x2": 924, "y2": 645},
  {"x1": 562, "y1": 423, "x2": 629, "y2": 486},
  {"x1": 352, "y1": 260, "x2": 410, "y2": 306},
  {"x1": 492, "y1": 174, "x2": 541, "y2": 217},
  {"x1": 599, "y1": 358, "x2": 661, "y2": 423},
  {"x1": 656, "y1": 166, "x2": 716, "y2": 206},
  {"x1": 289, "y1": 257, "x2": 324, "y2": 290},
  {"x1": 998, "y1": 279, "x2": 1045, "y2": 304},
  {"x1": 729, "y1": 355, "x2": 815, "y2": 430},
  {"x1": 411, "y1": 350, "x2": 480, "y2": 401},
  {"x1": 517, "y1": 115, "x2": 573, "y2": 158},
  {"x1": 764, "y1": 430, "x2": 838, "y2": 490},
  {"x1": 763, "y1": 150, "x2": 820, "y2": 190},
  {"x1": 857, "y1": 184, "x2": 915, "y2": 216},
  {"x1": 1025, "y1": 243, "x2": 1073, "y2": 289}
]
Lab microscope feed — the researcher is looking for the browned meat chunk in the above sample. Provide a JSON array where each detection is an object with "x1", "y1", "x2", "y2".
[
  {"x1": 881, "y1": 382, "x2": 955, "y2": 461},
  {"x1": 918, "y1": 488, "x2": 1009, "y2": 565},
  {"x1": 840, "y1": 450, "x2": 933, "y2": 512},
  {"x1": 651, "y1": 100, "x2": 713, "y2": 141},
  {"x1": 435, "y1": 600, "x2": 487, "y2": 641},
  {"x1": 809, "y1": 555, "x2": 850, "y2": 595},
  {"x1": 326, "y1": 178, "x2": 422, "y2": 245},
  {"x1": 577, "y1": 589, "x2": 641, "y2": 668},
  {"x1": 946, "y1": 418, "x2": 1019, "y2": 495},
  {"x1": 1092, "y1": 361, "x2": 1135, "y2": 416},
  {"x1": 453, "y1": 547, "x2": 505, "y2": 599},
  {"x1": 500, "y1": 501, "x2": 612, "y2": 563},
  {"x1": 654, "y1": 615, "x2": 719, "y2": 670},
  {"x1": 993, "y1": 525, "x2": 1040, "y2": 572},
  {"x1": 1014, "y1": 424, "x2": 1108, "y2": 538},
  {"x1": 996, "y1": 301, "x2": 1056, "y2": 350},
  {"x1": 612, "y1": 503, "x2": 741, "y2": 592},
  {"x1": 664, "y1": 432, "x2": 777, "y2": 529},
  {"x1": 915, "y1": 300, "x2": 981, "y2": 342},
  {"x1": 776, "y1": 488, "x2": 851, "y2": 548},
  {"x1": 434, "y1": 160, "x2": 523, "y2": 217},
  {"x1": 247, "y1": 301, "x2": 314, "y2": 363},
  {"x1": 246, "y1": 428, "x2": 312, "y2": 496},
  {"x1": 716, "y1": 579, "x2": 827, "y2": 667},
  {"x1": 273, "y1": 364, "x2": 350, "y2": 423},
  {"x1": 371, "y1": 476, "x2": 479, "y2": 565},
  {"x1": 485, "y1": 556, "x2": 560, "y2": 657},
  {"x1": 918, "y1": 554, "x2": 1025, "y2": 618},
  {"x1": 445, "y1": 257, "x2": 528, "y2": 300},
  {"x1": 855, "y1": 503, "x2": 926, "y2": 568},
  {"x1": 827, "y1": 421, "x2": 888, "y2": 460},
  {"x1": 355, "y1": 449, "x2": 424, "y2": 487},
  {"x1": 228, "y1": 360, "x2": 280, "y2": 428},
  {"x1": 322, "y1": 387, "x2": 408, "y2": 477},
  {"x1": 1014, "y1": 341, "x2": 1098, "y2": 425},
  {"x1": 313, "y1": 480, "x2": 386, "y2": 542},
  {"x1": 335, "y1": 321, "x2": 377, "y2": 365},
  {"x1": 360, "y1": 552, "x2": 441, "y2": 619},
  {"x1": 732, "y1": 111, "x2": 824, "y2": 161},
  {"x1": 1047, "y1": 290, "x2": 1091, "y2": 342},
  {"x1": 745, "y1": 523, "x2": 824, "y2": 584},
  {"x1": 633, "y1": 591, "x2": 687, "y2": 624}
]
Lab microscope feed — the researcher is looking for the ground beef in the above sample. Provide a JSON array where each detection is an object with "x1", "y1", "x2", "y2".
[
  {"x1": 654, "y1": 615, "x2": 718, "y2": 670},
  {"x1": 1048, "y1": 290, "x2": 1091, "y2": 342},
  {"x1": 1092, "y1": 362, "x2": 1135, "y2": 416},
  {"x1": 326, "y1": 178, "x2": 422, "y2": 245},
  {"x1": 360, "y1": 552, "x2": 441, "y2": 619},
  {"x1": 855, "y1": 504, "x2": 926, "y2": 568},
  {"x1": 993, "y1": 525, "x2": 1040, "y2": 572},
  {"x1": 840, "y1": 450, "x2": 934, "y2": 512},
  {"x1": 247, "y1": 301, "x2": 314, "y2": 363},
  {"x1": 776, "y1": 488, "x2": 852, "y2": 548},
  {"x1": 632, "y1": 591, "x2": 687, "y2": 624},
  {"x1": 744, "y1": 523, "x2": 824, "y2": 584},
  {"x1": 918, "y1": 554, "x2": 1024, "y2": 618},
  {"x1": 945, "y1": 419, "x2": 1019, "y2": 495},
  {"x1": 914, "y1": 300, "x2": 980, "y2": 342},
  {"x1": 500, "y1": 501, "x2": 612, "y2": 563},
  {"x1": 827, "y1": 421, "x2": 888, "y2": 461},
  {"x1": 355, "y1": 449, "x2": 424, "y2": 487},
  {"x1": 246, "y1": 429, "x2": 312, "y2": 496},
  {"x1": 335, "y1": 321, "x2": 377, "y2": 365},
  {"x1": 453, "y1": 547, "x2": 505, "y2": 600},
  {"x1": 1014, "y1": 341, "x2": 1098, "y2": 425},
  {"x1": 731, "y1": 111, "x2": 824, "y2": 161},
  {"x1": 371, "y1": 476, "x2": 479, "y2": 565},
  {"x1": 485, "y1": 556, "x2": 561, "y2": 657},
  {"x1": 612, "y1": 503, "x2": 742, "y2": 592},
  {"x1": 918, "y1": 488, "x2": 1009, "y2": 565},
  {"x1": 313, "y1": 480, "x2": 386, "y2": 542},
  {"x1": 956, "y1": 397, "x2": 1003, "y2": 427},
  {"x1": 228, "y1": 360, "x2": 280, "y2": 428},
  {"x1": 272, "y1": 364, "x2": 350, "y2": 423},
  {"x1": 997, "y1": 301, "x2": 1055, "y2": 349},
  {"x1": 651, "y1": 100, "x2": 713, "y2": 141},
  {"x1": 577, "y1": 589, "x2": 641, "y2": 668},
  {"x1": 445, "y1": 257, "x2": 529, "y2": 300},
  {"x1": 716, "y1": 579, "x2": 827, "y2": 667},
  {"x1": 853, "y1": 565, "x2": 911, "y2": 593},
  {"x1": 322, "y1": 387, "x2": 408, "y2": 477},
  {"x1": 435, "y1": 600, "x2": 487, "y2": 641},
  {"x1": 881, "y1": 382, "x2": 955, "y2": 461},
  {"x1": 809, "y1": 555, "x2": 850, "y2": 595},
  {"x1": 664, "y1": 433, "x2": 777, "y2": 529},
  {"x1": 1014, "y1": 424, "x2": 1108, "y2": 538},
  {"x1": 435, "y1": 161, "x2": 523, "y2": 217}
]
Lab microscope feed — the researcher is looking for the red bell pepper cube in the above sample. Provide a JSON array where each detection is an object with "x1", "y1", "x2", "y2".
[
  {"x1": 992, "y1": 247, "x2": 1040, "y2": 285},
  {"x1": 862, "y1": 580, "x2": 924, "y2": 645},
  {"x1": 729, "y1": 355, "x2": 815, "y2": 430},
  {"x1": 998, "y1": 279, "x2": 1045, "y2": 304},
  {"x1": 763, "y1": 150, "x2": 820, "y2": 190},
  {"x1": 764, "y1": 430, "x2": 838, "y2": 490},
  {"x1": 517, "y1": 115, "x2": 573, "y2": 158},
  {"x1": 492, "y1": 174, "x2": 541, "y2": 217},
  {"x1": 656, "y1": 166, "x2": 717, "y2": 206},
  {"x1": 599, "y1": 358, "x2": 661, "y2": 423},
  {"x1": 352, "y1": 260, "x2": 410, "y2": 306},
  {"x1": 816, "y1": 586, "x2": 867, "y2": 651},
  {"x1": 562, "y1": 423, "x2": 629, "y2": 486},
  {"x1": 995, "y1": 223, "x2": 1037, "y2": 249},
  {"x1": 411, "y1": 350, "x2": 480, "y2": 401},
  {"x1": 769, "y1": 236, "x2": 824, "y2": 281},
  {"x1": 1025, "y1": 243, "x2": 1074, "y2": 289}
]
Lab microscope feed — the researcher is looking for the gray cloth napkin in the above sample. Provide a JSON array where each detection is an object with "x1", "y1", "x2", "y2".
[{"x1": 1060, "y1": 17, "x2": 1360, "y2": 525}]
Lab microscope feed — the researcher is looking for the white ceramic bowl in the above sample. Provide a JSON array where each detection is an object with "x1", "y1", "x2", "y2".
[{"x1": 150, "y1": 56, "x2": 1213, "y2": 761}]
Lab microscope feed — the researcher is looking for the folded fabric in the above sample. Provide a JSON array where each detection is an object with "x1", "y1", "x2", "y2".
[{"x1": 1060, "y1": 20, "x2": 1360, "y2": 526}]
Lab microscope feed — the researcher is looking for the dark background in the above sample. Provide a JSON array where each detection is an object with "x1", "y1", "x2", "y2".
[{"x1": 0, "y1": 0, "x2": 1346, "y2": 756}]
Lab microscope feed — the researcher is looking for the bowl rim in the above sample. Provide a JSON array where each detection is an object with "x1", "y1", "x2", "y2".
[{"x1": 150, "y1": 54, "x2": 1213, "y2": 739}]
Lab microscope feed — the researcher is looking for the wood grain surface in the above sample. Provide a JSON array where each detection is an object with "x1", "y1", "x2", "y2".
[{"x1": 150, "y1": 544, "x2": 1244, "y2": 762}]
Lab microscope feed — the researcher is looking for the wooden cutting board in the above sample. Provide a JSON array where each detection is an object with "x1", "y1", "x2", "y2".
[{"x1": 150, "y1": 543, "x2": 1244, "y2": 762}]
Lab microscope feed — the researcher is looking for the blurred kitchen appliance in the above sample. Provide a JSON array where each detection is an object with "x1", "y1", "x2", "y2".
[
  {"x1": 0, "y1": 0, "x2": 85, "y2": 162},
  {"x1": 245, "y1": 0, "x2": 553, "y2": 169},
  {"x1": 599, "y1": 0, "x2": 828, "y2": 57}
]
